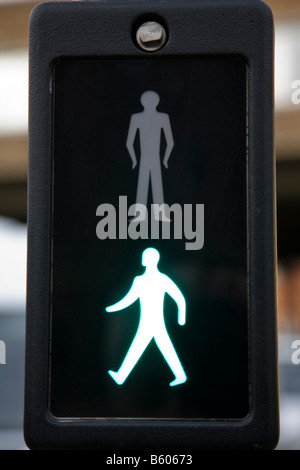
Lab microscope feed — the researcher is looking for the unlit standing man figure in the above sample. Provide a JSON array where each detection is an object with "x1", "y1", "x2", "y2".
[{"x1": 126, "y1": 91, "x2": 174, "y2": 220}]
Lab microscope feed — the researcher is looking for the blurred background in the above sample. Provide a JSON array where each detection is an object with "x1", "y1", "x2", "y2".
[{"x1": 0, "y1": 0, "x2": 299, "y2": 450}]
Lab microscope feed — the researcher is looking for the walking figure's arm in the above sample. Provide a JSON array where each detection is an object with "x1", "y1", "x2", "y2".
[
  {"x1": 126, "y1": 115, "x2": 139, "y2": 169},
  {"x1": 162, "y1": 115, "x2": 174, "y2": 169},
  {"x1": 106, "y1": 278, "x2": 139, "y2": 312},
  {"x1": 166, "y1": 277, "x2": 186, "y2": 326}
]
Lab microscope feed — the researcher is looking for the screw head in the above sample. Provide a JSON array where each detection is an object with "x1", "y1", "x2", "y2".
[{"x1": 136, "y1": 21, "x2": 167, "y2": 52}]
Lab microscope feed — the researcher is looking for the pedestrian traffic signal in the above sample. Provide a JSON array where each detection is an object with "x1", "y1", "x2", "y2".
[
  {"x1": 127, "y1": 91, "x2": 174, "y2": 213},
  {"x1": 25, "y1": 0, "x2": 279, "y2": 450},
  {"x1": 106, "y1": 247, "x2": 187, "y2": 387}
]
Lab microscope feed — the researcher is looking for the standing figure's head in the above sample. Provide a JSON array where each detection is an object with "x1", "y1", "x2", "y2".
[
  {"x1": 142, "y1": 247, "x2": 160, "y2": 268},
  {"x1": 140, "y1": 91, "x2": 160, "y2": 110}
]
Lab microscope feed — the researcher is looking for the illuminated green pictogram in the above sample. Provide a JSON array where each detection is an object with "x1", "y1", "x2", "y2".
[{"x1": 106, "y1": 247, "x2": 187, "y2": 387}]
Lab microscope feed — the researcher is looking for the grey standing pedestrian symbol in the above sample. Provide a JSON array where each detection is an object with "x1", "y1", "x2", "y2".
[{"x1": 126, "y1": 91, "x2": 174, "y2": 220}]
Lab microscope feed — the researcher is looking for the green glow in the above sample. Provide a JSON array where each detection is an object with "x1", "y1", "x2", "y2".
[{"x1": 106, "y1": 247, "x2": 187, "y2": 387}]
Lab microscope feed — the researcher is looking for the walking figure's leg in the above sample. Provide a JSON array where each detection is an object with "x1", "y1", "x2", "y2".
[
  {"x1": 108, "y1": 330, "x2": 152, "y2": 385},
  {"x1": 154, "y1": 330, "x2": 187, "y2": 386}
]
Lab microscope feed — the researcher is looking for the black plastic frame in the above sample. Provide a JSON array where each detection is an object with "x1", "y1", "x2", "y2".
[{"x1": 25, "y1": 0, "x2": 279, "y2": 450}]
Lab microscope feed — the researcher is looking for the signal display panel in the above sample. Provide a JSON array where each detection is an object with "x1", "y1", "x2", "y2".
[{"x1": 50, "y1": 58, "x2": 248, "y2": 420}]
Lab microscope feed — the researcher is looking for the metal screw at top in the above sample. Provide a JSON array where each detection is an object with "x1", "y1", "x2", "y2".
[{"x1": 136, "y1": 21, "x2": 167, "y2": 52}]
